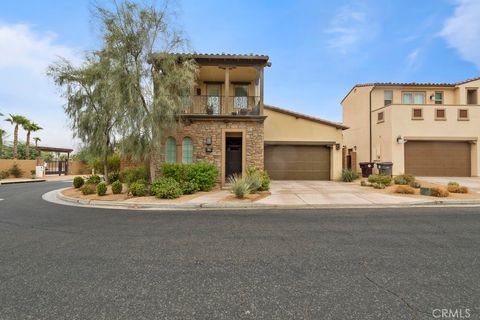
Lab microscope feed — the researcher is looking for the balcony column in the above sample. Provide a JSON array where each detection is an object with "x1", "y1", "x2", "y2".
[
  {"x1": 224, "y1": 67, "x2": 230, "y2": 114},
  {"x1": 260, "y1": 66, "x2": 264, "y2": 115}
]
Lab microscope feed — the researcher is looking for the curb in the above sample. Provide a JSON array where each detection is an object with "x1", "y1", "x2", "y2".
[
  {"x1": 49, "y1": 188, "x2": 480, "y2": 211},
  {"x1": 0, "y1": 179, "x2": 46, "y2": 185}
]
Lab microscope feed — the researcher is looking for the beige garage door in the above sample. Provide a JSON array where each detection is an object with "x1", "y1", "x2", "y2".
[
  {"x1": 404, "y1": 141, "x2": 471, "y2": 177},
  {"x1": 264, "y1": 145, "x2": 331, "y2": 180}
]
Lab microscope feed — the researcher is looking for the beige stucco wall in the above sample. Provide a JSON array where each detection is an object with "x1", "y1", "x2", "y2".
[
  {"x1": 343, "y1": 82, "x2": 480, "y2": 176},
  {"x1": 0, "y1": 160, "x2": 37, "y2": 178},
  {"x1": 264, "y1": 108, "x2": 344, "y2": 180},
  {"x1": 342, "y1": 85, "x2": 373, "y2": 171}
]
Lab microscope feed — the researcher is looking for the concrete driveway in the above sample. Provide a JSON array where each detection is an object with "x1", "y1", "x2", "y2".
[
  {"x1": 256, "y1": 181, "x2": 423, "y2": 206},
  {"x1": 418, "y1": 177, "x2": 480, "y2": 192}
]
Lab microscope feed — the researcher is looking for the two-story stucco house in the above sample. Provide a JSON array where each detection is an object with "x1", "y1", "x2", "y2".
[
  {"x1": 152, "y1": 53, "x2": 346, "y2": 185},
  {"x1": 342, "y1": 77, "x2": 480, "y2": 177}
]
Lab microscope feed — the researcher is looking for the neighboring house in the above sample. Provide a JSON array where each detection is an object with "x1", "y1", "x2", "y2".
[
  {"x1": 152, "y1": 53, "x2": 346, "y2": 185},
  {"x1": 342, "y1": 77, "x2": 480, "y2": 177}
]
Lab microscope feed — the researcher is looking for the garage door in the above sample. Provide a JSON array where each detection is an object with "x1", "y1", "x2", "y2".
[
  {"x1": 404, "y1": 141, "x2": 471, "y2": 177},
  {"x1": 264, "y1": 145, "x2": 331, "y2": 180}
]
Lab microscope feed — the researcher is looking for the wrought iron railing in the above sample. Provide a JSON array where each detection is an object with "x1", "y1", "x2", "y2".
[{"x1": 183, "y1": 96, "x2": 261, "y2": 115}]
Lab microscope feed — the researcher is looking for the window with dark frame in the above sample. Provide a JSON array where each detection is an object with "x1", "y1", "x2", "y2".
[
  {"x1": 412, "y1": 108, "x2": 423, "y2": 119},
  {"x1": 435, "y1": 108, "x2": 446, "y2": 119},
  {"x1": 467, "y1": 89, "x2": 478, "y2": 105},
  {"x1": 377, "y1": 111, "x2": 384, "y2": 122},
  {"x1": 458, "y1": 109, "x2": 469, "y2": 120},
  {"x1": 384, "y1": 90, "x2": 393, "y2": 106},
  {"x1": 434, "y1": 92, "x2": 443, "y2": 104}
]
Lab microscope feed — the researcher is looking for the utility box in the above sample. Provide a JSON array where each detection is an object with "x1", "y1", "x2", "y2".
[{"x1": 35, "y1": 166, "x2": 44, "y2": 178}]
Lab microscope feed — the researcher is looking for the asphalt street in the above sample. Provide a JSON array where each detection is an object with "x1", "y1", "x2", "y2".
[{"x1": 0, "y1": 181, "x2": 479, "y2": 320}]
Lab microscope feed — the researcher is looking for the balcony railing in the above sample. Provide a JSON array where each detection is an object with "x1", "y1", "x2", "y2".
[{"x1": 183, "y1": 95, "x2": 261, "y2": 116}]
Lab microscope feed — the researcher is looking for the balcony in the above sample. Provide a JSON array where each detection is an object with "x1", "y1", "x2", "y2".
[{"x1": 183, "y1": 95, "x2": 262, "y2": 116}]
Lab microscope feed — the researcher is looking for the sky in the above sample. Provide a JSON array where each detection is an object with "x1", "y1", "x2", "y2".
[{"x1": 0, "y1": 0, "x2": 479, "y2": 149}]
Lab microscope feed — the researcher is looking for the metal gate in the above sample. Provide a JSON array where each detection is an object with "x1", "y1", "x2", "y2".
[{"x1": 45, "y1": 160, "x2": 69, "y2": 175}]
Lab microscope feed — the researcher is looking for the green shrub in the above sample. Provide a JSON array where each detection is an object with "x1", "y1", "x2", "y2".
[
  {"x1": 409, "y1": 181, "x2": 421, "y2": 189},
  {"x1": 129, "y1": 180, "x2": 149, "y2": 197},
  {"x1": 372, "y1": 183, "x2": 385, "y2": 189},
  {"x1": 151, "y1": 177, "x2": 183, "y2": 199},
  {"x1": 93, "y1": 154, "x2": 121, "y2": 174},
  {"x1": 161, "y1": 163, "x2": 187, "y2": 182},
  {"x1": 185, "y1": 161, "x2": 218, "y2": 191},
  {"x1": 9, "y1": 164, "x2": 23, "y2": 178},
  {"x1": 447, "y1": 185, "x2": 468, "y2": 193},
  {"x1": 108, "y1": 172, "x2": 120, "y2": 184},
  {"x1": 120, "y1": 166, "x2": 148, "y2": 186},
  {"x1": 96, "y1": 182, "x2": 107, "y2": 196},
  {"x1": 0, "y1": 169, "x2": 9, "y2": 180},
  {"x1": 181, "y1": 180, "x2": 199, "y2": 195},
  {"x1": 111, "y1": 180, "x2": 123, "y2": 194},
  {"x1": 86, "y1": 175, "x2": 101, "y2": 185},
  {"x1": 395, "y1": 185, "x2": 415, "y2": 194},
  {"x1": 431, "y1": 187, "x2": 449, "y2": 197},
  {"x1": 81, "y1": 184, "x2": 96, "y2": 195},
  {"x1": 341, "y1": 169, "x2": 359, "y2": 182},
  {"x1": 245, "y1": 173, "x2": 262, "y2": 193},
  {"x1": 246, "y1": 167, "x2": 270, "y2": 191},
  {"x1": 394, "y1": 174, "x2": 415, "y2": 185},
  {"x1": 368, "y1": 174, "x2": 392, "y2": 186},
  {"x1": 448, "y1": 181, "x2": 459, "y2": 187},
  {"x1": 73, "y1": 176, "x2": 85, "y2": 188},
  {"x1": 228, "y1": 174, "x2": 251, "y2": 198}
]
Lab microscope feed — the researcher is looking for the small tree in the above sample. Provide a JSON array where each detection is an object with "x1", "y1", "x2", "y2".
[
  {"x1": 4, "y1": 114, "x2": 28, "y2": 159},
  {"x1": 23, "y1": 121, "x2": 42, "y2": 159},
  {"x1": 94, "y1": 1, "x2": 198, "y2": 181},
  {"x1": 33, "y1": 137, "x2": 41, "y2": 150},
  {"x1": 48, "y1": 53, "x2": 126, "y2": 184}
]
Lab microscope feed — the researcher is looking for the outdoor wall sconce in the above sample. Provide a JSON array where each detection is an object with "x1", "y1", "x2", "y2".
[
  {"x1": 205, "y1": 147, "x2": 213, "y2": 153},
  {"x1": 196, "y1": 88, "x2": 201, "y2": 96},
  {"x1": 335, "y1": 143, "x2": 341, "y2": 150},
  {"x1": 205, "y1": 136, "x2": 212, "y2": 145},
  {"x1": 396, "y1": 135, "x2": 407, "y2": 144}
]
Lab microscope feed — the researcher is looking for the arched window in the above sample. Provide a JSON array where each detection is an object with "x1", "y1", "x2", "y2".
[
  {"x1": 165, "y1": 137, "x2": 177, "y2": 163},
  {"x1": 182, "y1": 137, "x2": 193, "y2": 164}
]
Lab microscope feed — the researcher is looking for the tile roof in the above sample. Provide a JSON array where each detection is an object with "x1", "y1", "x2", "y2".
[
  {"x1": 341, "y1": 76, "x2": 480, "y2": 103},
  {"x1": 265, "y1": 104, "x2": 348, "y2": 130}
]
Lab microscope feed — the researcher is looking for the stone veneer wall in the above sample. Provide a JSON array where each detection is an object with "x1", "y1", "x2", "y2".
[{"x1": 159, "y1": 119, "x2": 264, "y2": 175}]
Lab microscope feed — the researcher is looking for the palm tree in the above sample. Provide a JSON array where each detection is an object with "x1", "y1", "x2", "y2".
[
  {"x1": 5, "y1": 114, "x2": 28, "y2": 159},
  {"x1": 23, "y1": 121, "x2": 42, "y2": 159},
  {"x1": 33, "y1": 137, "x2": 41, "y2": 150},
  {"x1": 0, "y1": 128, "x2": 6, "y2": 157}
]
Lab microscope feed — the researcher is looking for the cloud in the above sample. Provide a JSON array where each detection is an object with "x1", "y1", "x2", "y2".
[
  {"x1": 406, "y1": 48, "x2": 421, "y2": 71},
  {"x1": 0, "y1": 23, "x2": 80, "y2": 148},
  {"x1": 441, "y1": 0, "x2": 480, "y2": 69},
  {"x1": 326, "y1": 4, "x2": 377, "y2": 55}
]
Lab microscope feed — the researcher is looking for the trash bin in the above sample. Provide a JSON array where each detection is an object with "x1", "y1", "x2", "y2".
[
  {"x1": 376, "y1": 162, "x2": 393, "y2": 176},
  {"x1": 359, "y1": 162, "x2": 374, "y2": 178}
]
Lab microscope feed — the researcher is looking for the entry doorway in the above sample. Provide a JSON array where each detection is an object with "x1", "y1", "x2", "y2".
[{"x1": 225, "y1": 136, "x2": 242, "y2": 179}]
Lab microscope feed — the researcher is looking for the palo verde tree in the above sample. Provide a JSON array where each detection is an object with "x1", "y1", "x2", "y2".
[
  {"x1": 94, "y1": 0, "x2": 198, "y2": 181},
  {"x1": 23, "y1": 121, "x2": 42, "y2": 159},
  {"x1": 48, "y1": 52, "x2": 126, "y2": 183},
  {"x1": 5, "y1": 114, "x2": 28, "y2": 159}
]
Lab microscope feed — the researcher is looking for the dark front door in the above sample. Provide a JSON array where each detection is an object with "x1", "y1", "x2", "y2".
[{"x1": 226, "y1": 137, "x2": 242, "y2": 178}]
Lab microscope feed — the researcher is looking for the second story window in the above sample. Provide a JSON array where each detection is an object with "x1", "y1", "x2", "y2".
[
  {"x1": 412, "y1": 108, "x2": 423, "y2": 120},
  {"x1": 435, "y1": 108, "x2": 446, "y2": 120},
  {"x1": 458, "y1": 109, "x2": 469, "y2": 120},
  {"x1": 434, "y1": 92, "x2": 443, "y2": 104},
  {"x1": 467, "y1": 89, "x2": 478, "y2": 105},
  {"x1": 384, "y1": 90, "x2": 393, "y2": 106},
  {"x1": 234, "y1": 85, "x2": 249, "y2": 109},
  {"x1": 402, "y1": 92, "x2": 425, "y2": 104}
]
